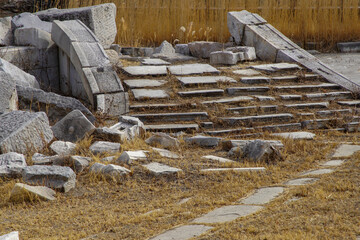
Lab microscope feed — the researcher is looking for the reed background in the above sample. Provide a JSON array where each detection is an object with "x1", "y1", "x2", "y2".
[{"x1": 63, "y1": 0, "x2": 360, "y2": 50}]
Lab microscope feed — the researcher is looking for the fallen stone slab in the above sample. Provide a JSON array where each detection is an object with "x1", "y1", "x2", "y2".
[
  {"x1": 188, "y1": 41, "x2": 223, "y2": 58},
  {"x1": 51, "y1": 110, "x2": 96, "y2": 143},
  {"x1": 14, "y1": 27, "x2": 54, "y2": 49},
  {"x1": 271, "y1": 132, "x2": 316, "y2": 140},
  {"x1": 122, "y1": 66, "x2": 167, "y2": 76},
  {"x1": 10, "y1": 183, "x2": 56, "y2": 202},
  {"x1": 168, "y1": 64, "x2": 220, "y2": 75},
  {"x1": 0, "y1": 111, "x2": 53, "y2": 154},
  {"x1": 145, "y1": 124, "x2": 199, "y2": 132},
  {"x1": 201, "y1": 155, "x2": 235, "y2": 163},
  {"x1": 89, "y1": 163, "x2": 130, "y2": 178},
  {"x1": 142, "y1": 162, "x2": 182, "y2": 175},
  {"x1": 178, "y1": 89, "x2": 224, "y2": 97},
  {"x1": 89, "y1": 141, "x2": 121, "y2": 155},
  {"x1": 201, "y1": 167, "x2": 265, "y2": 172},
  {"x1": 202, "y1": 96, "x2": 253, "y2": 105},
  {"x1": 177, "y1": 76, "x2": 236, "y2": 86},
  {"x1": 210, "y1": 51, "x2": 242, "y2": 65},
  {"x1": 151, "y1": 147, "x2": 179, "y2": 159},
  {"x1": 233, "y1": 69, "x2": 261, "y2": 76},
  {"x1": 192, "y1": 205, "x2": 263, "y2": 224},
  {"x1": 239, "y1": 187, "x2": 284, "y2": 205},
  {"x1": 0, "y1": 17, "x2": 13, "y2": 46},
  {"x1": 321, "y1": 160, "x2": 344, "y2": 167},
  {"x1": 32, "y1": 153, "x2": 62, "y2": 165},
  {"x1": 22, "y1": 165, "x2": 76, "y2": 192},
  {"x1": 0, "y1": 231, "x2": 19, "y2": 240},
  {"x1": 12, "y1": 12, "x2": 52, "y2": 33},
  {"x1": 153, "y1": 40, "x2": 175, "y2": 55},
  {"x1": 131, "y1": 89, "x2": 169, "y2": 100},
  {"x1": 53, "y1": 155, "x2": 91, "y2": 173},
  {"x1": 50, "y1": 141, "x2": 76, "y2": 156},
  {"x1": 149, "y1": 225, "x2": 213, "y2": 240},
  {"x1": 116, "y1": 150, "x2": 148, "y2": 164},
  {"x1": 110, "y1": 116, "x2": 145, "y2": 140},
  {"x1": 185, "y1": 135, "x2": 221, "y2": 148},
  {"x1": 331, "y1": 144, "x2": 360, "y2": 159},
  {"x1": 250, "y1": 63, "x2": 301, "y2": 72},
  {"x1": 226, "y1": 46, "x2": 257, "y2": 61},
  {"x1": 241, "y1": 140, "x2": 283, "y2": 163},
  {"x1": 145, "y1": 133, "x2": 180, "y2": 149},
  {"x1": 222, "y1": 139, "x2": 284, "y2": 151},
  {"x1": 0, "y1": 72, "x2": 17, "y2": 114},
  {"x1": 175, "y1": 44, "x2": 190, "y2": 55},
  {"x1": 0, "y1": 152, "x2": 26, "y2": 178},
  {"x1": 16, "y1": 85, "x2": 95, "y2": 123},
  {"x1": 300, "y1": 169, "x2": 334, "y2": 176},
  {"x1": 0, "y1": 58, "x2": 39, "y2": 89},
  {"x1": 337, "y1": 42, "x2": 360, "y2": 53},
  {"x1": 285, "y1": 178, "x2": 319, "y2": 186},
  {"x1": 124, "y1": 79, "x2": 167, "y2": 89},
  {"x1": 36, "y1": 3, "x2": 117, "y2": 48},
  {"x1": 252, "y1": 95, "x2": 275, "y2": 101},
  {"x1": 133, "y1": 112, "x2": 208, "y2": 122},
  {"x1": 96, "y1": 92, "x2": 129, "y2": 117},
  {"x1": 91, "y1": 127, "x2": 125, "y2": 143}
]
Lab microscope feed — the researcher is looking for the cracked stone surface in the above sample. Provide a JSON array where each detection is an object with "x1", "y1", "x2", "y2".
[{"x1": 239, "y1": 187, "x2": 284, "y2": 205}]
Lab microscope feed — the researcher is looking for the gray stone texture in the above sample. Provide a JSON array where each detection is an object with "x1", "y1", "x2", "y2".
[
  {"x1": 141, "y1": 59, "x2": 171, "y2": 66},
  {"x1": 321, "y1": 160, "x2": 344, "y2": 167},
  {"x1": 168, "y1": 63, "x2": 220, "y2": 75},
  {"x1": 188, "y1": 41, "x2": 223, "y2": 58},
  {"x1": 50, "y1": 141, "x2": 76, "y2": 156},
  {"x1": 0, "y1": 111, "x2": 53, "y2": 154},
  {"x1": 239, "y1": 187, "x2": 284, "y2": 205},
  {"x1": 210, "y1": 51, "x2": 242, "y2": 65},
  {"x1": 0, "y1": 231, "x2": 19, "y2": 240},
  {"x1": 11, "y1": 12, "x2": 52, "y2": 33},
  {"x1": 145, "y1": 133, "x2": 180, "y2": 149},
  {"x1": 91, "y1": 127, "x2": 125, "y2": 143},
  {"x1": 149, "y1": 225, "x2": 213, "y2": 240},
  {"x1": 285, "y1": 178, "x2": 319, "y2": 186},
  {"x1": 192, "y1": 205, "x2": 263, "y2": 224},
  {"x1": 153, "y1": 40, "x2": 175, "y2": 55},
  {"x1": 152, "y1": 147, "x2": 179, "y2": 159},
  {"x1": 300, "y1": 169, "x2": 334, "y2": 176},
  {"x1": 177, "y1": 76, "x2": 236, "y2": 86},
  {"x1": 111, "y1": 116, "x2": 146, "y2": 140},
  {"x1": 51, "y1": 110, "x2": 96, "y2": 142},
  {"x1": 10, "y1": 183, "x2": 56, "y2": 202},
  {"x1": 16, "y1": 85, "x2": 95, "y2": 123},
  {"x1": 201, "y1": 167, "x2": 265, "y2": 172},
  {"x1": 185, "y1": 135, "x2": 220, "y2": 148},
  {"x1": 233, "y1": 69, "x2": 261, "y2": 76},
  {"x1": 122, "y1": 66, "x2": 168, "y2": 76},
  {"x1": 226, "y1": 46, "x2": 257, "y2": 61},
  {"x1": 116, "y1": 150, "x2": 147, "y2": 164},
  {"x1": 22, "y1": 165, "x2": 76, "y2": 192},
  {"x1": 251, "y1": 63, "x2": 301, "y2": 72},
  {"x1": 143, "y1": 162, "x2": 182, "y2": 175},
  {"x1": 32, "y1": 153, "x2": 61, "y2": 165},
  {"x1": 0, "y1": 16, "x2": 13, "y2": 46},
  {"x1": 332, "y1": 144, "x2": 360, "y2": 159},
  {"x1": 89, "y1": 141, "x2": 121, "y2": 155},
  {"x1": 201, "y1": 155, "x2": 235, "y2": 163},
  {"x1": 0, "y1": 152, "x2": 26, "y2": 178},
  {"x1": 272, "y1": 132, "x2": 315, "y2": 140},
  {"x1": 53, "y1": 155, "x2": 91, "y2": 173},
  {"x1": 241, "y1": 140, "x2": 282, "y2": 163},
  {"x1": 0, "y1": 72, "x2": 18, "y2": 114},
  {"x1": 36, "y1": 3, "x2": 117, "y2": 48},
  {"x1": 132, "y1": 89, "x2": 169, "y2": 100},
  {"x1": 89, "y1": 163, "x2": 130, "y2": 177},
  {"x1": 96, "y1": 92, "x2": 129, "y2": 116},
  {"x1": 175, "y1": 44, "x2": 190, "y2": 55},
  {"x1": 124, "y1": 79, "x2": 167, "y2": 89},
  {"x1": 14, "y1": 27, "x2": 54, "y2": 49}
]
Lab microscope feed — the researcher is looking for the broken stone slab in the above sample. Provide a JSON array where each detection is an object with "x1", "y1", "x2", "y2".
[
  {"x1": 226, "y1": 46, "x2": 257, "y2": 61},
  {"x1": 124, "y1": 79, "x2": 167, "y2": 89},
  {"x1": 0, "y1": 57, "x2": 40, "y2": 89},
  {"x1": 188, "y1": 41, "x2": 223, "y2": 58},
  {"x1": 192, "y1": 205, "x2": 264, "y2": 224},
  {"x1": 22, "y1": 165, "x2": 76, "y2": 192},
  {"x1": 10, "y1": 183, "x2": 56, "y2": 202},
  {"x1": 233, "y1": 69, "x2": 261, "y2": 76},
  {"x1": 285, "y1": 177, "x2": 319, "y2": 186},
  {"x1": 116, "y1": 150, "x2": 148, "y2": 164},
  {"x1": 14, "y1": 27, "x2": 54, "y2": 49},
  {"x1": 185, "y1": 135, "x2": 221, "y2": 148},
  {"x1": 177, "y1": 76, "x2": 236, "y2": 86},
  {"x1": 71, "y1": 42, "x2": 110, "y2": 69},
  {"x1": 252, "y1": 95, "x2": 275, "y2": 101},
  {"x1": 151, "y1": 147, "x2": 179, "y2": 159},
  {"x1": 36, "y1": 3, "x2": 117, "y2": 48},
  {"x1": 145, "y1": 124, "x2": 199, "y2": 132},
  {"x1": 141, "y1": 59, "x2": 171, "y2": 66},
  {"x1": 16, "y1": 85, "x2": 95, "y2": 123},
  {"x1": 51, "y1": 110, "x2": 96, "y2": 143},
  {"x1": 96, "y1": 92, "x2": 129, "y2": 117},
  {"x1": 50, "y1": 141, "x2": 76, "y2": 156},
  {"x1": 331, "y1": 144, "x2": 360, "y2": 159},
  {"x1": 142, "y1": 162, "x2": 182, "y2": 175},
  {"x1": 110, "y1": 115, "x2": 145, "y2": 140},
  {"x1": 239, "y1": 187, "x2": 284, "y2": 205},
  {"x1": 0, "y1": 111, "x2": 53, "y2": 154},
  {"x1": 89, "y1": 163, "x2": 130, "y2": 177},
  {"x1": 32, "y1": 153, "x2": 62, "y2": 165},
  {"x1": 132, "y1": 112, "x2": 208, "y2": 122},
  {"x1": 53, "y1": 155, "x2": 91, "y2": 173},
  {"x1": 300, "y1": 169, "x2": 334, "y2": 176},
  {"x1": 227, "y1": 10, "x2": 267, "y2": 44},
  {"x1": 221, "y1": 139, "x2": 284, "y2": 151},
  {"x1": 201, "y1": 155, "x2": 235, "y2": 163},
  {"x1": 271, "y1": 132, "x2": 316, "y2": 140},
  {"x1": 241, "y1": 140, "x2": 283, "y2": 163},
  {"x1": 152, "y1": 53, "x2": 196, "y2": 63},
  {"x1": 12, "y1": 12, "x2": 52, "y2": 33},
  {"x1": 101, "y1": 156, "x2": 115, "y2": 162},
  {"x1": 145, "y1": 133, "x2": 180, "y2": 149},
  {"x1": 0, "y1": 152, "x2": 26, "y2": 178},
  {"x1": 227, "y1": 86, "x2": 269, "y2": 95},
  {"x1": 201, "y1": 167, "x2": 265, "y2": 172},
  {"x1": 122, "y1": 66, "x2": 168, "y2": 76},
  {"x1": 178, "y1": 89, "x2": 224, "y2": 97},
  {"x1": 0, "y1": 231, "x2": 19, "y2": 240},
  {"x1": 131, "y1": 89, "x2": 169, "y2": 100},
  {"x1": 168, "y1": 64, "x2": 220, "y2": 75},
  {"x1": 250, "y1": 63, "x2": 301, "y2": 72},
  {"x1": 240, "y1": 76, "x2": 270, "y2": 84},
  {"x1": 0, "y1": 17, "x2": 13, "y2": 46},
  {"x1": 210, "y1": 51, "x2": 243, "y2": 65},
  {"x1": 201, "y1": 96, "x2": 253, "y2": 105},
  {"x1": 175, "y1": 44, "x2": 190, "y2": 56},
  {"x1": 149, "y1": 225, "x2": 213, "y2": 240},
  {"x1": 153, "y1": 40, "x2": 175, "y2": 55},
  {"x1": 89, "y1": 141, "x2": 121, "y2": 155},
  {"x1": 91, "y1": 127, "x2": 125, "y2": 143},
  {"x1": 0, "y1": 72, "x2": 17, "y2": 114}
]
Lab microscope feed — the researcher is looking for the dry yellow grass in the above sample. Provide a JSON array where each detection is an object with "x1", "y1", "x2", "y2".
[{"x1": 63, "y1": 0, "x2": 360, "y2": 49}]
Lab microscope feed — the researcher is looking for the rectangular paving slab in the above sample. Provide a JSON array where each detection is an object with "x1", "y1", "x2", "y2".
[
  {"x1": 239, "y1": 187, "x2": 284, "y2": 205},
  {"x1": 271, "y1": 75, "x2": 299, "y2": 82},
  {"x1": 122, "y1": 66, "x2": 168, "y2": 76},
  {"x1": 149, "y1": 225, "x2": 213, "y2": 240},
  {"x1": 240, "y1": 76, "x2": 270, "y2": 84},
  {"x1": 221, "y1": 113, "x2": 293, "y2": 124},
  {"x1": 178, "y1": 89, "x2": 224, "y2": 97},
  {"x1": 233, "y1": 69, "x2": 261, "y2": 76},
  {"x1": 168, "y1": 64, "x2": 220, "y2": 75},
  {"x1": 141, "y1": 58, "x2": 171, "y2": 65},
  {"x1": 321, "y1": 160, "x2": 344, "y2": 167},
  {"x1": 285, "y1": 178, "x2": 319, "y2": 186},
  {"x1": 227, "y1": 86, "x2": 270, "y2": 95},
  {"x1": 284, "y1": 102, "x2": 329, "y2": 109},
  {"x1": 201, "y1": 96, "x2": 253, "y2": 104},
  {"x1": 192, "y1": 205, "x2": 264, "y2": 224},
  {"x1": 124, "y1": 79, "x2": 167, "y2": 88},
  {"x1": 337, "y1": 100, "x2": 360, "y2": 107},
  {"x1": 177, "y1": 76, "x2": 236, "y2": 86},
  {"x1": 250, "y1": 63, "x2": 301, "y2": 72},
  {"x1": 331, "y1": 144, "x2": 360, "y2": 159},
  {"x1": 305, "y1": 91, "x2": 352, "y2": 100},
  {"x1": 131, "y1": 89, "x2": 169, "y2": 100},
  {"x1": 300, "y1": 169, "x2": 334, "y2": 176},
  {"x1": 145, "y1": 124, "x2": 199, "y2": 132},
  {"x1": 201, "y1": 155, "x2": 235, "y2": 163},
  {"x1": 275, "y1": 83, "x2": 341, "y2": 92},
  {"x1": 142, "y1": 162, "x2": 182, "y2": 175}
]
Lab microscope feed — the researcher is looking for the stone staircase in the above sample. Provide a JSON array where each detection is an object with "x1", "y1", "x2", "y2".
[{"x1": 120, "y1": 61, "x2": 359, "y2": 137}]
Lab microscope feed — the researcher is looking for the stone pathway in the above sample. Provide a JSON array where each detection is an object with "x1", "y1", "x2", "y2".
[{"x1": 148, "y1": 143, "x2": 360, "y2": 239}]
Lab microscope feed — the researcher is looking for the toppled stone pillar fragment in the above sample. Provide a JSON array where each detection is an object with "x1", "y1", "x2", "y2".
[{"x1": 0, "y1": 111, "x2": 53, "y2": 154}]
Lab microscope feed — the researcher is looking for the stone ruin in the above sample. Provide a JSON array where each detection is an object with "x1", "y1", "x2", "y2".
[{"x1": 1, "y1": 5, "x2": 360, "y2": 239}]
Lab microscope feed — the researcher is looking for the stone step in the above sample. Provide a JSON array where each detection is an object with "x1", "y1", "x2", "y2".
[
  {"x1": 220, "y1": 113, "x2": 293, "y2": 125},
  {"x1": 305, "y1": 91, "x2": 353, "y2": 100},
  {"x1": 201, "y1": 96, "x2": 254, "y2": 105},
  {"x1": 122, "y1": 66, "x2": 168, "y2": 76},
  {"x1": 250, "y1": 63, "x2": 301, "y2": 72},
  {"x1": 301, "y1": 118, "x2": 342, "y2": 130},
  {"x1": 168, "y1": 63, "x2": 220, "y2": 75},
  {"x1": 145, "y1": 124, "x2": 199, "y2": 132},
  {"x1": 316, "y1": 109, "x2": 353, "y2": 117},
  {"x1": 131, "y1": 89, "x2": 169, "y2": 100},
  {"x1": 177, "y1": 89, "x2": 224, "y2": 97},
  {"x1": 279, "y1": 94, "x2": 302, "y2": 101},
  {"x1": 337, "y1": 100, "x2": 360, "y2": 107},
  {"x1": 252, "y1": 95, "x2": 275, "y2": 101},
  {"x1": 177, "y1": 76, "x2": 236, "y2": 86},
  {"x1": 240, "y1": 76, "x2": 270, "y2": 84},
  {"x1": 284, "y1": 102, "x2": 329, "y2": 110},
  {"x1": 131, "y1": 112, "x2": 208, "y2": 122},
  {"x1": 130, "y1": 103, "x2": 185, "y2": 111},
  {"x1": 271, "y1": 75, "x2": 299, "y2": 83},
  {"x1": 275, "y1": 83, "x2": 341, "y2": 92},
  {"x1": 124, "y1": 79, "x2": 167, "y2": 89},
  {"x1": 227, "y1": 105, "x2": 278, "y2": 114},
  {"x1": 227, "y1": 86, "x2": 270, "y2": 95}
]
